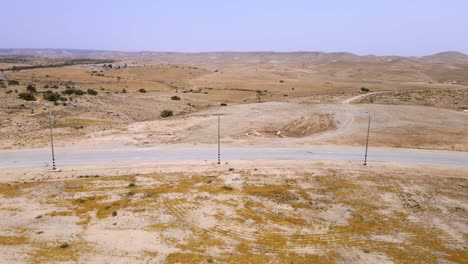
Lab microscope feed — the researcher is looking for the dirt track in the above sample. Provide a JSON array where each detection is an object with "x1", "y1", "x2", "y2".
[{"x1": 55, "y1": 101, "x2": 467, "y2": 152}]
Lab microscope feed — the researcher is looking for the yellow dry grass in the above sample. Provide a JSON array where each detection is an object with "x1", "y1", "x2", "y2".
[{"x1": 1, "y1": 166, "x2": 467, "y2": 263}]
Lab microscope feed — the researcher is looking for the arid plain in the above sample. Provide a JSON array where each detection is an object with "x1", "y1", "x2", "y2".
[{"x1": 0, "y1": 50, "x2": 467, "y2": 263}]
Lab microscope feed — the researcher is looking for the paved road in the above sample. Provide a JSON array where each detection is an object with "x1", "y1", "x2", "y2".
[{"x1": 0, "y1": 146, "x2": 467, "y2": 168}]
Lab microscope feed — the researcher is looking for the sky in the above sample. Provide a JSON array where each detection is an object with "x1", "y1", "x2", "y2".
[{"x1": 1, "y1": 0, "x2": 467, "y2": 56}]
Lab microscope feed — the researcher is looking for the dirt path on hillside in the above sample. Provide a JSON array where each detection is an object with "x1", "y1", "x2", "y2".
[{"x1": 342, "y1": 92, "x2": 383, "y2": 104}]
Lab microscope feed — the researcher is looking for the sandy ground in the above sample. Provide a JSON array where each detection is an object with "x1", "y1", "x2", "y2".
[
  {"x1": 1, "y1": 52, "x2": 468, "y2": 263},
  {"x1": 0, "y1": 161, "x2": 466, "y2": 263},
  {"x1": 60, "y1": 101, "x2": 468, "y2": 151}
]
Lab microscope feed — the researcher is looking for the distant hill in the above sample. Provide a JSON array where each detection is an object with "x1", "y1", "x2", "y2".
[
  {"x1": 420, "y1": 51, "x2": 468, "y2": 63},
  {"x1": 0, "y1": 48, "x2": 467, "y2": 64}
]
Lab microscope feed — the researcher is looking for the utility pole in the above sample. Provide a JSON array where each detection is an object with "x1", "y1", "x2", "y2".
[
  {"x1": 48, "y1": 112, "x2": 59, "y2": 172},
  {"x1": 217, "y1": 115, "x2": 221, "y2": 165},
  {"x1": 363, "y1": 113, "x2": 371, "y2": 166}
]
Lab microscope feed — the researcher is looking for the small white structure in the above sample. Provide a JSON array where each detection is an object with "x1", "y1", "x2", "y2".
[{"x1": 464, "y1": 109, "x2": 468, "y2": 113}]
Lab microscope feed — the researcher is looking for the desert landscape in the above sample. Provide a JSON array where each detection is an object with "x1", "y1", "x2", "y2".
[{"x1": 1, "y1": 49, "x2": 468, "y2": 263}]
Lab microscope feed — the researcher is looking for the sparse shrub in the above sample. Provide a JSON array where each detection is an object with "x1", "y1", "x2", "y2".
[
  {"x1": 8, "y1": 80, "x2": 19, "y2": 86},
  {"x1": 220, "y1": 103, "x2": 227, "y2": 106},
  {"x1": 87, "y1": 88, "x2": 98, "y2": 95},
  {"x1": 121, "y1": 88, "x2": 127, "y2": 93},
  {"x1": 44, "y1": 85, "x2": 49, "y2": 88},
  {"x1": 52, "y1": 85, "x2": 59, "y2": 89},
  {"x1": 75, "y1": 89, "x2": 85, "y2": 95},
  {"x1": 112, "y1": 211, "x2": 117, "y2": 217},
  {"x1": 139, "y1": 88, "x2": 147, "y2": 93},
  {"x1": 60, "y1": 243, "x2": 69, "y2": 249},
  {"x1": 18, "y1": 92, "x2": 36, "y2": 101},
  {"x1": 63, "y1": 88, "x2": 85, "y2": 95},
  {"x1": 43, "y1": 91, "x2": 66, "y2": 102},
  {"x1": 128, "y1": 182, "x2": 136, "y2": 187},
  {"x1": 228, "y1": 168, "x2": 234, "y2": 171},
  {"x1": 160, "y1": 109, "x2": 173, "y2": 118},
  {"x1": 222, "y1": 185, "x2": 233, "y2": 191},
  {"x1": 361, "y1": 87, "x2": 370, "y2": 92},
  {"x1": 279, "y1": 80, "x2": 285, "y2": 83},
  {"x1": 26, "y1": 84, "x2": 37, "y2": 93},
  {"x1": 171, "y1": 95, "x2": 180, "y2": 101}
]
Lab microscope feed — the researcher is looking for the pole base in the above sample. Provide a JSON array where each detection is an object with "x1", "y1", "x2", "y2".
[
  {"x1": 362, "y1": 163, "x2": 367, "y2": 166},
  {"x1": 49, "y1": 168, "x2": 61, "y2": 172}
]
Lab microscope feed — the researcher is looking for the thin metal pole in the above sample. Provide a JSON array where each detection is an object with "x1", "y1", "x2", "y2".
[
  {"x1": 49, "y1": 112, "x2": 57, "y2": 171},
  {"x1": 363, "y1": 114, "x2": 370, "y2": 166},
  {"x1": 217, "y1": 115, "x2": 221, "y2": 165}
]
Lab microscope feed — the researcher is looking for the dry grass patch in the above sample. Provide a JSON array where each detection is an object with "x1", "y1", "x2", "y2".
[
  {"x1": 0, "y1": 235, "x2": 28, "y2": 246},
  {"x1": 282, "y1": 113, "x2": 337, "y2": 137},
  {"x1": 55, "y1": 118, "x2": 116, "y2": 129}
]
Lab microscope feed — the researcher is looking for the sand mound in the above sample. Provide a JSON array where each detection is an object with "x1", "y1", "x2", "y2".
[{"x1": 282, "y1": 113, "x2": 337, "y2": 137}]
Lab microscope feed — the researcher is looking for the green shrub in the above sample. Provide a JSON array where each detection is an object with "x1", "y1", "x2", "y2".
[
  {"x1": 63, "y1": 88, "x2": 86, "y2": 95},
  {"x1": 8, "y1": 80, "x2": 19, "y2": 85},
  {"x1": 160, "y1": 109, "x2": 173, "y2": 118},
  {"x1": 43, "y1": 91, "x2": 66, "y2": 102},
  {"x1": 171, "y1": 95, "x2": 180, "y2": 101},
  {"x1": 87, "y1": 88, "x2": 98, "y2": 95},
  {"x1": 7, "y1": 80, "x2": 19, "y2": 85},
  {"x1": 18, "y1": 92, "x2": 36, "y2": 101},
  {"x1": 75, "y1": 89, "x2": 85, "y2": 95},
  {"x1": 139, "y1": 88, "x2": 147, "y2": 93}
]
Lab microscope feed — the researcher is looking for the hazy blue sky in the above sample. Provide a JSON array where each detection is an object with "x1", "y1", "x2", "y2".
[{"x1": 2, "y1": 0, "x2": 467, "y2": 56}]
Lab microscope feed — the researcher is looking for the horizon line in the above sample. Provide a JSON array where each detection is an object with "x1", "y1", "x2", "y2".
[{"x1": 0, "y1": 48, "x2": 467, "y2": 58}]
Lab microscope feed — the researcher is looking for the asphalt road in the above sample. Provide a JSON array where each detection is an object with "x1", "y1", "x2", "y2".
[{"x1": 0, "y1": 146, "x2": 467, "y2": 168}]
